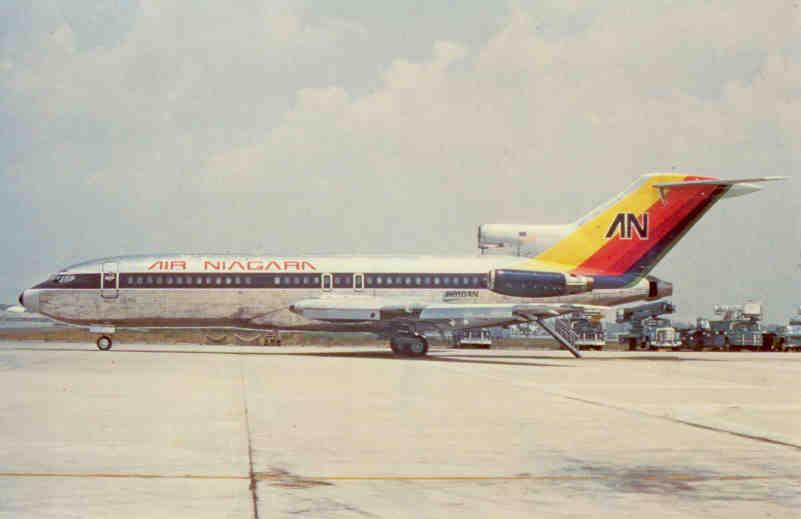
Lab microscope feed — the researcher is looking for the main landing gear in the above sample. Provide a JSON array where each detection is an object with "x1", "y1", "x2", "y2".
[
  {"x1": 96, "y1": 336, "x2": 113, "y2": 351},
  {"x1": 389, "y1": 333, "x2": 429, "y2": 358}
]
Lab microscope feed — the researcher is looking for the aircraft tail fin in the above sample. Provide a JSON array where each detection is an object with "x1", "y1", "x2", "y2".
[{"x1": 528, "y1": 173, "x2": 784, "y2": 278}]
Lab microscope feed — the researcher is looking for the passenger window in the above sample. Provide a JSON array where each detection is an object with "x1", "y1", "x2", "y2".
[
  {"x1": 415, "y1": 277, "x2": 421, "y2": 285},
  {"x1": 424, "y1": 276, "x2": 431, "y2": 285},
  {"x1": 136, "y1": 276, "x2": 144, "y2": 285},
  {"x1": 146, "y1": 276, "x2": 153, "y2": 284},
  {"x1": 166, "y1": 277, "x2": 173, "y2": 285},
  {"x1": 215, "y1": 277, "x2": 222, "y2": 285},
  {"x1": 444, "y1": 277, "x2": 451, "y2": 285},
  {"x1": 126, "y1": 276, "x2": 134, "y2": 285},
  {"x1": 434, "y1": 277, "x2": 440, "y2": 285},
  {"x1": 245, "y1": 277, "x2": 252, "y2": 285},
  {"x1": 225, "y1": 277, "x2": 232, "y2": 285},
  {"x1": 155, "y1": 276, "x2": 163, "y2": 285},
  {"x1": 385, "y1": 277, "x2": 392, "y2": 285},
  {"x1": 176, "y1": 277, "x2": 183, "y2": 285},
  {"x1": 235, "y1": 276, "x2": 241, "y2": 285}
]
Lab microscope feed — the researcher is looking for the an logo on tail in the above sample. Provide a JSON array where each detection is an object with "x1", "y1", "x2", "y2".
[{"x1": 605, "y1": 213, "x2": 649, "y2": 240}]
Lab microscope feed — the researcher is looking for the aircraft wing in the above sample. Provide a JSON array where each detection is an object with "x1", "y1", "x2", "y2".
[
  {"x1": 418, "y1": 302, "x2": 598, "y2": 322},
  {"x1": 290, "y1": 295, "x2": 607, "y2": 357},
  {"x1": 290, "y1": 295, "x2": 600, "y2": 324}
]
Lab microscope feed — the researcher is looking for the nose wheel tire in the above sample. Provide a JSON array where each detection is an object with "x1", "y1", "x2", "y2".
[
  {"x1": 389, "y1": 334, "x2": 428, "y2": 357},
  {"x1": 97, "y1": 336, "x2": 113, "y2": 351}
]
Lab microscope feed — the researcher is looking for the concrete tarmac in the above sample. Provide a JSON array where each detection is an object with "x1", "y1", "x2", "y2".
[{"x1": 0, "y1": 342, "x2": 799, "y2": 518}]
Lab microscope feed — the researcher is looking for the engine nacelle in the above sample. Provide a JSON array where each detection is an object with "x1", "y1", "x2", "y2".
[
  {"x1": 478, "y1": 224, "x2": 574, "y2": 256},
  {"x1": 488, "y1": 269, "x2": 593, "y2": 298}
]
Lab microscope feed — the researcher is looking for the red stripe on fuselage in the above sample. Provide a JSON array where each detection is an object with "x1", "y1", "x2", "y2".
[{"x1": 575, "y1": 177, "x2": 717, "y2": 275}]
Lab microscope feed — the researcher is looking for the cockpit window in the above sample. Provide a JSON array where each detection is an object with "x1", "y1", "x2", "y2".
[{"x1": 54, "y1": 274, "x2": 76, "y2": 284}]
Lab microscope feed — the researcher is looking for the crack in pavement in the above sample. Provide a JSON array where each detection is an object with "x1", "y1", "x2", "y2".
[
  {"x1": 436, "y1": 364, "x2": 801, "y2": 451},
  {"x1": 240, "y1": 358, "x2": 260, "y2": 519},
  {"x1": 0, "y1": 472, "x2": 246, "y2": 480},
  {"x1": 0, "y1": 471, "x2": 796, "y2": 483}
]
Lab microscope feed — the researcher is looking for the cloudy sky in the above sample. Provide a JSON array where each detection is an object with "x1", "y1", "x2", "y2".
[{"x1": 1, "y1": 1, "x2": 799, "y2": 321}]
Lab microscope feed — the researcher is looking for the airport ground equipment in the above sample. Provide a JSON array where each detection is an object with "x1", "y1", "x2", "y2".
[
  {"x1": 778, "y1": 308, "x2": 801, "y2": 351},
  {"x1": 684, "y1": 302, "x2": 767, "y2": 351},
  {"x1": 454, "y1": 329, "x2": 493, "y2": 348},
  {"x1": 616, "y1": 301, "x2": 681, "y2": 350},
  {"x1": 716, "y1": 302, "x2": 764, "y2": 351},
  {"x1": 683, "y1": 318, "x2": 724, "y2": 350},
  {"x1": 558, "y1": 310, "x2": 605, "y2": 350}
]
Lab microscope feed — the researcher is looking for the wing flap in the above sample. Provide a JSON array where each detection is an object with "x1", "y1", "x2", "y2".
[{"x1": 420, "y1": 302, "x2": 606, "y2": 323}]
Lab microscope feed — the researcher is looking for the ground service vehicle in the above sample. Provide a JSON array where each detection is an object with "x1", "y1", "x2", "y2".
[
  {"x1": 716, "y1": 303, "x2": 764, "y2": 351},
  {"x1": 684, "y1": 303, "x2": 766, "y2": 351},
  {"x1": 778, "y1": 308, "x2": 801, "y2": 351},
  {"x1": 561, "y1": 310, "x2": 606, "y2": 350},
  {"x1": 617, "y1": 301, "x2": 681, "y2": 350}
]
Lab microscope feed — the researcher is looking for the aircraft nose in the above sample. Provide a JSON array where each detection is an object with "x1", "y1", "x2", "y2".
[
  {"x1": 19, "y1": 289, "x2": 39, "y2": 313},
  {"x1": 18, "y1": 292, "x2": 23, "y2": 306}
]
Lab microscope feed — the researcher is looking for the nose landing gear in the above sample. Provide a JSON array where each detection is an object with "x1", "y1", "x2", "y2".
[{"x1": 96, "y1": 336, "x2": 113, "y2": 351}]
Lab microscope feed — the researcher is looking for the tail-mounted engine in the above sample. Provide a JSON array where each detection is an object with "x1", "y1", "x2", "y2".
[{"x1": 488, "y1": 269, "x2": 593, "y2": 298}]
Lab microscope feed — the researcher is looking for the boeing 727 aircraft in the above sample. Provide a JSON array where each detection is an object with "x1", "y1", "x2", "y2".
[{"x1": 19, "y1": 174, "x2": 783, "y2": 357}]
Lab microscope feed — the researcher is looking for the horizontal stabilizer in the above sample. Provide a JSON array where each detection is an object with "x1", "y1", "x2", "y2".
[
  {"x1": 653, "y1": 176, "x2": 786, "y2": 188},
  {"x1": 654, "y1": 176, "x2": 786, "y2": 200}
]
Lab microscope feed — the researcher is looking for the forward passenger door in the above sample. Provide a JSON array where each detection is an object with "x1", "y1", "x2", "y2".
[{"x1": 101, "y1": 262, "x2": 119, "y2": 299}]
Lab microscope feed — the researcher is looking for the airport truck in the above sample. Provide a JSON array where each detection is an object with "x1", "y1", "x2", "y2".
[
  {"x1": 559, "y1": 310, "x2": 606, "y2": 350},
  {"x1": 778, "y1": 308, "x2": 801, "y2": 351},
  {"x1": 716, "y1": 303, "x2": 764, "y2": 351},
  {"x1": 616, "y1": 301, "x2": 682, "y2": 350},
  {"x1": 683, "y1": 318, "x2": 725, "y2": 350},
  {"x1": 684, "y1": 302, "x2": 766, "y2": 351}
]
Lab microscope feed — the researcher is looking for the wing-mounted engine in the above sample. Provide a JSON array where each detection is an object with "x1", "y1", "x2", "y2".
[
  {"x1": 488, "y1": 269, "x2": 593, "y2": 298},
  {"x1": 477, "y1": 224, "x2": 574, "y2": 256}
]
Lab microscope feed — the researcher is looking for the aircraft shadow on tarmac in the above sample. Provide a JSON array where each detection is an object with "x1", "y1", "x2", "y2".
[
  {"x1": 2, "y1": 346, "x2": 578, "y2": 368},
  {"x1": 1, "y1": 345, "x2": 742, "y2": 364},
  {"x1": 3, "y1": 345, "x2": 750, "y2": 367}
]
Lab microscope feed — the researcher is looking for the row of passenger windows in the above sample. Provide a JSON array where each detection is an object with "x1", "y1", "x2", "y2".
[
  {"x1": 123, "y1": 275, "x2": 258, "y2": 287},
  {"x1": 118, "y1": 273, "x2": 488, "y2": 288},
  {"x1": 365, "y1": 275, "x2": 486, "y2": 288}
]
